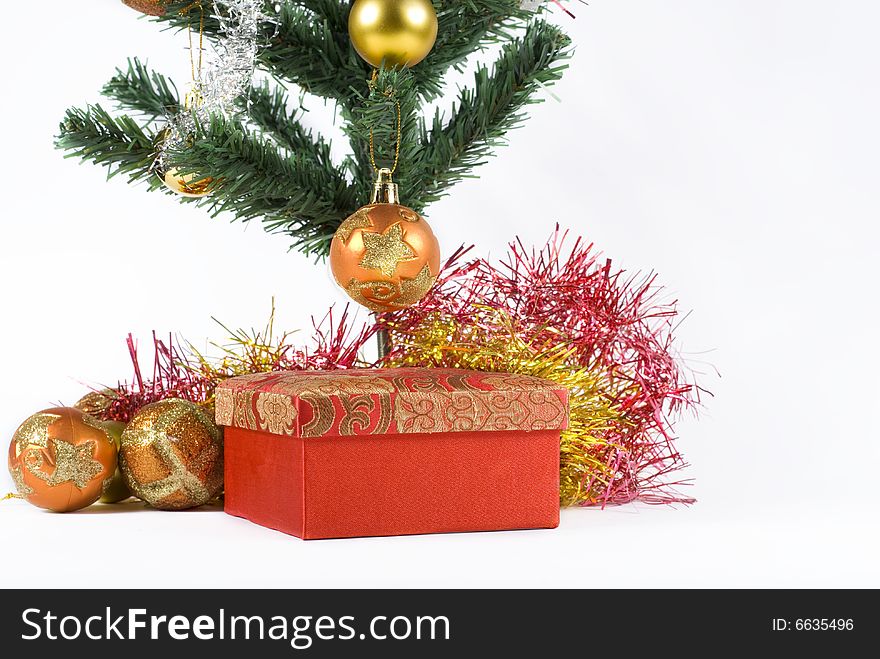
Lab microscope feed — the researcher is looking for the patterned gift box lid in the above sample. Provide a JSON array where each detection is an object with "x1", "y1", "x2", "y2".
[{"x1": 215, "y1": 368, "x2": 569, "y2": 438}]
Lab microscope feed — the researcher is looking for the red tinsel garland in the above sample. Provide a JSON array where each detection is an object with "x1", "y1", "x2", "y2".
[{"x1": 376, "y1": 228, "x2": 703, "y2": 505}]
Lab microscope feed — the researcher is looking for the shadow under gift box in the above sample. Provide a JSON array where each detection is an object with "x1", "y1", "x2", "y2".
[{"x1": 215, "y1": 368, "x2": 569, "y2": 539}]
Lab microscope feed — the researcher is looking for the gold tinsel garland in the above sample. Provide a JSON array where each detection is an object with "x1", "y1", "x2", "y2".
[{"x1": 382, "y1": 309, "x2": 629, "y2": 506}]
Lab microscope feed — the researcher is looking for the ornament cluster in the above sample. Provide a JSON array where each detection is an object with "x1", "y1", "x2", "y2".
[
  {"x1": 5, "y1": 228, "x2": 700, "y2": 510},
  {"x1": 8, "y1": 398, "x2": 222, "y2": 513}
]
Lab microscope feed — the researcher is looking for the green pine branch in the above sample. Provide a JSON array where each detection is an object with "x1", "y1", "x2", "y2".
[
  {"x1": 343, "y1": 67, "x2": 425, "y2": 203},
  {"x1": 414, "y1": 19, "x2": 572, "y2": 207},
  {"x1": 56, "y1": 105, "x2": 160, "y2": 183},
  {"x1": 101, "y1": 58, "x2": 180, "y2": 119},
  {"x1": 56, "y1": 1, "x2": 573, "y2": 257},
  {"x1": 98, "y1": 59, "x2": 333, "y2": 172},
  {"x1": 413, "y1": 1, "x2": 532, "y2": 98},
  {"x1": 258, "y1": 3, "x2": 367, "y2": 103},
  {"x1": 245, "y1": 83, "x2": 335, "y2": 170},
  {"x1": 166, "y1": 113, "x2": 359, "y2": 255},
  {"x1": 285, "y1": 1, "x2": 349, "y2": 33}
]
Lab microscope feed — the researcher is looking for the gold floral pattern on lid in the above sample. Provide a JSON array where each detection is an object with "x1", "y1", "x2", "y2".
[
  {"x1": 255, "y1": 392, "x2": 298, "y2": 435},
  {"x1": 215, "y1": 368, "x2": 569, "y2": 438}
]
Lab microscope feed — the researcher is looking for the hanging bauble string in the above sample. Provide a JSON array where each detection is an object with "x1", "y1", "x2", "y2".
[
  {"x1": 330, "y1": 102, "x2": 440, "y2": 312},
  {"x1": 331, "y1": 168, "x2": 440, "y2": 312},
  {"x1": 348, "y1": 0, "x2": 438, "y2": 68}
]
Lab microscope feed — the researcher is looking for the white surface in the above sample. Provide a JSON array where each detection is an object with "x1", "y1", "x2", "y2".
[
  {"x1": 0, "y1": 500, "x2": 875, "y2": 588},
  {"x1": 1, "y1": 0, "x2": 878, "y2": 588}
]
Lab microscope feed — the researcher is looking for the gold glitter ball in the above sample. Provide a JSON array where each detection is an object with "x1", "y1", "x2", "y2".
[
  {"x1": 121, "y1": 0, "x2": 168, "y2": 17},
  {"x1": 120, "y1": 399, "x2": 223, "y2": 510},
  {"x1": 74, "y1": 389, "x2": 117, "y2": 418}
]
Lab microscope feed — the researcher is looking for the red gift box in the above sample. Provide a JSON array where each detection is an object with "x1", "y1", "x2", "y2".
[{"x1": 215, "y1": 368, "x2": 568, "y2": 539}]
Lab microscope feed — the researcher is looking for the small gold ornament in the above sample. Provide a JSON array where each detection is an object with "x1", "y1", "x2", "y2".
[
  {"x1": 7, "y1": 408, "x2": 118, "y2": 513},
  {"x1": 73, "y1": 388, "x2": 117, "y2": 418},
  {"x1": 162, "y1": 167, "x2": 214, "y2": 198},
  {"x1": 349, "y1": 0, "x2": 438, "y2": 68},
  {"x1": 330, "y1": 169, "x2": 440, "y2": 312},
  {"x1": 120, "y1": 399, "x2": 223, "y2": 510},
  {"x1": 98, "y1": 421, "x2": 132, "y2": 503}
]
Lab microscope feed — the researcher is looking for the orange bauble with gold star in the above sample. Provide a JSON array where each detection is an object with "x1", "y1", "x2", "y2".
[
  {"x1": 7, "y1": 407, "x2": 118, "y2": 512},
  {"x1": 330, "y1": 169, "x2": 440, "y2": 312}
]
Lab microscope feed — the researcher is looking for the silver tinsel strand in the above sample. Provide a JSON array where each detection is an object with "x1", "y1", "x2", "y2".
[{"x1": 157, "y1": 0, "x2": 271, "y2": 173}]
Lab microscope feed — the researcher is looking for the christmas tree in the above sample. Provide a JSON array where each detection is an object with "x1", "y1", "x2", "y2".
[{"x1": 56, "y1": 1, "x2": 571, "y2": 257}]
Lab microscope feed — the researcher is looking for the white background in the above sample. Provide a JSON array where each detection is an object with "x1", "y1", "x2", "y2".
[{"x1": 0, "y1": 0, "x2": 878, "y2": 588}]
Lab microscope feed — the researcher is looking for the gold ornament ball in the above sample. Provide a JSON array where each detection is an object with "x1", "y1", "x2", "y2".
[
  {"x1": 120, "y1": 399, "x2": 223, "y2": 510},
  {"x1": 74, "y1": 389, "x2": 117, "y2": 418},
  {"x1": 330, "y1": 201, "x2": 440, "y2": 312},
  {"x1": 349, "y1": 0, "x2": 438, "y2": 68},
  {"x1": 7, "y1": 408, "x2": 118, "y2": 513},
  {"x1": 162, "y1": 168, "x2": 214, "y2": 198},
  {"x1": 98, "y1": 421, "x2": 132, "y2": 504}
]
